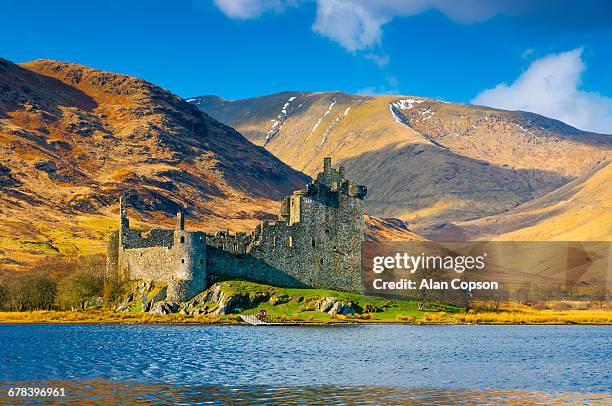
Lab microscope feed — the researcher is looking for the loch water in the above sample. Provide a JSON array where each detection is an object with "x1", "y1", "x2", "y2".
[{"x1": 0, "y1": 324, "x2": 610, "y2": 404}]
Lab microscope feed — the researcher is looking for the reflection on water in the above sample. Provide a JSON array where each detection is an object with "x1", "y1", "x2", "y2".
[{"x1": 1, "y1": 381, "x2": 610, "y2": 405}]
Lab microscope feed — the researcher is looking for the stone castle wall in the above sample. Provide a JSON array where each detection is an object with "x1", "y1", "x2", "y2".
[
  {"x1": 119, "y1": 246, "x2": 177, "y2": 283},
  {"x1": 109, "y1": 200, "x2": 207, "y2": 301},
  {"x1": 206, "y1": 246, "x2": 309, "y2": 288},
  {"x1": 106, "y1": 231, "x2": 120, "y2": 279},
  {"x1": 217, "y1": 192, "x2": 365, "y2": 292},
  {"x1": 121, "y1": 228, "x2": 174, "y2": 249},
  {"x1": 106, "y1": 158, "x2": 367, "y2": 300}
]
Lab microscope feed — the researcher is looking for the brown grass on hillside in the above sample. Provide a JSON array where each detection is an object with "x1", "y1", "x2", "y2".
[
  {"x1": 0, "y1": 58, "x2": 309, "y2": 269},
  {"x1": 458, "y1": 161, "x2": 612, "y2": 241},
  {"x1": 194, "y1": 92, "x2": 610, "y2": 237}
]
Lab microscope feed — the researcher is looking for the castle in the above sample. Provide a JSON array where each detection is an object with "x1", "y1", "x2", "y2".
[{"x1": 106, "y1": 158, "x2": 367, "y2": 301}]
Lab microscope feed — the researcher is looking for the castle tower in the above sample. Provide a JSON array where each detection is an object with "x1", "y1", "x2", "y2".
[
  {"x1": 264, "y1": 157, "x2": 368, "y2": 292},
  {"x1": 118, "y1": 195, "x2": 130, "y2": 250},
  {"x1": 174, "y1": 210, "x2": 189, "y2": 280},
  {"x1": 168, "y1": 210, "x2": 207, "y2": 301},
  {"x1": 177, "y1": 211, "x2": 185, "y2": 231},
  {"x1": 323, "y1": 156, "x2": 332, "y2": 173},
  {"x1": 119, "y1": 195, "x2": 129, "y2": 231},
  {"x1": 318, "y1": 156, "x2": 337, "y2": 187}
]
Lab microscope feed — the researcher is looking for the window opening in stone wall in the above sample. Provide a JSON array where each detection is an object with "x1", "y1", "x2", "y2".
[
  {"x1": 180, "y1": 236, "x2": 185, "y2": 243},
  {"x1": 325, "y1": 228, "x2": 330, "y2": 235},
  {"x1": 312, "y1": 238, "x2": 316, "y2": 248},
  {"x1": 200, "y1": 236, "x2": 204, "y2": 244},
  {"x1": 199, "y1": 258, "x2": 203, "y2": 265},
  {"x1": 320, "y1": 258, "x2": 323, "y2": 265},
  {"x1": 181, "y1": 258, "x2": 185, "y2": 264}
]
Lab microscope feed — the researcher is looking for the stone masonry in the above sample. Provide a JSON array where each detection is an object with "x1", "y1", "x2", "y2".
[{"x1": 106, "y1": 158, "x2": 367, "y2": 301}]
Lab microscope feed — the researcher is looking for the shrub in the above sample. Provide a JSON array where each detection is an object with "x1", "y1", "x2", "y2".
[
  {"x1": 4, "y1": 273, "x2": 57, "y2": 311},
  {"x1": 0, "y1": 254, "x2": 107, "y2": 312},
  {"x1": 423, "y1": 312, "x2": 447, "y2": 322},
  {"x1": 363, "y1": 303, "x2": 377, "y2": 313},
  {"x1": 0, "y1": 283, "x2": 9, "y2": 311},
  {"x1": 102, "y1": 276, "x2": 122, "y2": 307},
  {"x1": 55, "y1": 269, "x2": 104, "y2": 310},
  {"x1": 550, "y1": 302, "x2": 573, "y2": 311}
]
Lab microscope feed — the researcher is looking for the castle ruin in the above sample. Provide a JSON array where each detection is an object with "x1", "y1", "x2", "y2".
[{"x1": 106, "y1": 158, "x2": 367, "y2": 301}]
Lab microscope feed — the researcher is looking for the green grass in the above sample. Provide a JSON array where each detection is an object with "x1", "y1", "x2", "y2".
[{"x1": 215, "y1": 279, "x2": 461, "y2": 323}]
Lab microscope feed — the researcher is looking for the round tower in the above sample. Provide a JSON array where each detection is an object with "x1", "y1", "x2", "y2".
[{"x1": 169, "y1": 211, "x2": 207, "y2": 301}]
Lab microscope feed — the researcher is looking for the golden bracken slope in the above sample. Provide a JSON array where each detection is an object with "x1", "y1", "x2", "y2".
[
  {"x1": 0, "y1": 59, "x2": 314, "y2": 269},
  {"x1": 455, "y1": 161, "x2": 612, "y2": 241},
  {"x1": 192, "y1": 92, "x2": 611, "y2": 238},
  {"x1": 0, "y1": 60, "x2": 418, "y2": 270}
]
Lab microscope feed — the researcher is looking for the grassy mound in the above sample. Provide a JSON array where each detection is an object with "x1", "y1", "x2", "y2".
[{"x1": 211, "y1": 279, "x2": 460, "y2": 323}]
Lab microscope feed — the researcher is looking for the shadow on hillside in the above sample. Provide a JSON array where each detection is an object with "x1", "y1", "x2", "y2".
[
  {"x1": 218, "y1": 142, "x2": 310, "y2": 201},
  {"x1": 337, "y1": 142, "x2": 573, "y2": 230},
  {"x1": 0, "y1": 59, "x2": 98, "y2": 119}
]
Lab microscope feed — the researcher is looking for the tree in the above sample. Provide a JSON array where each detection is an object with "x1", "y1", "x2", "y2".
[
  {"x1": 0, "y1": 282, "x2": 8, "y2": 311},
  {"x1": 55, "y1": 269, "x2": 104, "y2": 310},
  {"x1": 7, "y1": 273, "x2": 56, "y2": 311}
]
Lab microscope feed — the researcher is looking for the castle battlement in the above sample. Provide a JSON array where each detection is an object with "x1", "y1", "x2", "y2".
[{"x1": 106, "y1": 158, "x2": 367, "y2": 301}]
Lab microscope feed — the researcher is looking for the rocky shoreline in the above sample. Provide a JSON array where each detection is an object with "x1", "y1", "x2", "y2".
[{"x1": 117, "y1": 281, "x2": 361, "y2": 317}]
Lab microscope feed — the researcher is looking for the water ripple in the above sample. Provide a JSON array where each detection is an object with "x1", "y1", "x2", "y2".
[{"x1": 0, "y1": 324, "x2": 610, "y2": 401}]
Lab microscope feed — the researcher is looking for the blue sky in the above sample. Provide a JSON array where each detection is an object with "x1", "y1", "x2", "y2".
[{"x1": 2, "y1": 0, "x2": 611, "y2": 132}]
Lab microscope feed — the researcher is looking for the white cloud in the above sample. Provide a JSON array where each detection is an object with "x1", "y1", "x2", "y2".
[
  {"x1": 363, "y1": 52, "x2": 390, "y2": 67},
  {"x1": 355, "y1": 86, "x2": 399, "y2": 96},
  {"x1": 355, "y1": 76, "x2": 400, "y2": 96},
  {"x1": 521, "y1": 48, "x2": 534, "y2": 58},
  {"x1": 311, "y1": 0, "x2": 521, "y2": 51},
  {"x1": 214, "y1": 0, "x2": 522, "y2": 51},
  {"x1": 472, "y1": 48, "x2": 612, "y2": 134},
  {"x1": 312, "y1": 0, "x2": 385, "y2": 51},
  {"x1": 213, "y1": 0, "x2": 295, "y2": 19}
]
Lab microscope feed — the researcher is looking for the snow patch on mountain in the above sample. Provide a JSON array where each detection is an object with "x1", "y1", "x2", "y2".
[
  {"x1": 308, "y1": 99, "x2": 336, "y2": 139},
  {"x1": 389, "y1": 104, "x2": 407, "y2": 125},
  {"x1": 265, "y1": 96, "x2": 299, "y2": 144},
  {"x1": 392, "y1": 99, "x2": 423, "y2": 111},
  {"x1": 420, "y1": 108, "x2": 434, "y2": 120}
]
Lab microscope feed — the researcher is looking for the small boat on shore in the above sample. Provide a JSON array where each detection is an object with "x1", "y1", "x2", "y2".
[{"x1": 239, "y1": 314, "x2": 270, "y2": 325}]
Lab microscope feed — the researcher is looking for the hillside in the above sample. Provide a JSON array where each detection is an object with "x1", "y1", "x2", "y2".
[
  {"x1": 192, "y1": 92, "x2": 611, "y2": 237},
  {"x1": 364, "y1": 215, "x2": 426, "y2": 241},
  {"x1": 0, "y1": 59, "x2": 311, "y2": 269},
  {"x1": 452, "y1": 161, "x2": 612, "y2": 241}
]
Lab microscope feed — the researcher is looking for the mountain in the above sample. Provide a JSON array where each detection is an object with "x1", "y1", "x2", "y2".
[
  {"x1": 0, "y1": 59, "x2": 310, "y2": 269},
  {"x1": 191, "y1": 92, "x2": 611, "y2": 237},
  {"x1": 452, "y1": 161, "x2": 612, "y2": 241},
  {"x1": 364, "y1": 215, "x2": 426, "y2": 242},
  {"x1": 1, "y1": 61, "x2": 608, "y2": 270}
]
